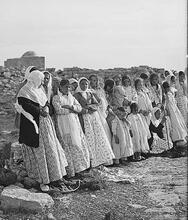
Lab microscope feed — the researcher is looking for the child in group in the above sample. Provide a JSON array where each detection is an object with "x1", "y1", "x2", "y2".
[
  {"x1": 69, "y1": 78, "x2": 78, "y2": 95},
  {"x1": 127, "y1": 103, "x2": 150, "y2": 161},
  {"x1": 148, "y1": 107, "x2": 173, "y2": 151},
  {"x1": 111, "y1": 107, "x2": 134, "y2": 166},
  {"x1": 166, "y1": 74, "x2": 177, "y2": 98}
]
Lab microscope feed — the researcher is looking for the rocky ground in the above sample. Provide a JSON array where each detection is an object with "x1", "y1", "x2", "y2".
[
  {"x1": 0, "y1": 69, "x2": 187, "y2": 220},
  {"x1": 0, "y1": 112, "x2": 187, "y2": 220}
]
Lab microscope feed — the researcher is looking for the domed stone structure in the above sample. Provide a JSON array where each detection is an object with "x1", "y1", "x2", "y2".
[
  {"x1": 21, "y1": 51, "x2": 37, "y2": 58},
  {"x1": 4, "y1": 51, "x2": 45, "y2": 70}
]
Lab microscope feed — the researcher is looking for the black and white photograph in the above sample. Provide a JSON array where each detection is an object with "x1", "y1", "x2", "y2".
[{"x1": 0, "y1": 0, "x2": 187, "y2": 219}]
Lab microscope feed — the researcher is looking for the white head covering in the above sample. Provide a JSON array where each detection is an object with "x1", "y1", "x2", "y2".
[
  {"x1": 75, "y1": 77, "x2": 90, "y2": 99},
  {"x1": 43, "y1": 71, "x2": 52, "y2": 102},
  {"x1": 24, "y1": 66, "x2": 36, "y2": 81},
  {"x1": 18, "y1": 70, "x2": 47, "y2": 106},
  {"x1": 69, "y1": 78, "x2": 78, "y2": 85},
  {"x1": 166, "y1": 73, "x2": 175, "y2": 85}
]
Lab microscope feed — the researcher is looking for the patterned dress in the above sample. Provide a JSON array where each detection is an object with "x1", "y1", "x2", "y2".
[
  {"x1": 22, "y1": 115, "x2": 68, "y2": 184},
  {"x1": 52, "y1": 92, "x2": 90, "y2": 177},
  {"x1": 123, "y1": 86, "x2": 138, "y2": 113},
  {"x1": 150, "y1": 117, "x2": 173, "y2": 151},
  {"x1": 91, "y1": 88, "x2": 112, "y2": 145},
  {"x1": 112, "y1": 85, "x2": 127, "y2": 108},
  {"x1": 74, "y1": 92, "x2": 115, "y2": 167}
]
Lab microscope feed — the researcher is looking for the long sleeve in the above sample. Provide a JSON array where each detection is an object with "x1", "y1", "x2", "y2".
[
  {"x1": 52, "y1": 95, "x2": 69, "y2": 115},
  {"x1": 72, "y1": 97, "x2": 82, "y2": 112},
  {"x1": 111, "y1": 117, "x2": 118, "y2": 136},
  {"x1": 159, "y1": 85, "x2": 163, "y2": 104},
  {"x1": 91, "y1": 93, "x2": 99, "y2": 105},
  {"x1": 132, "y1": 88, "x2": 138, "y2": 103},
  {"x1": 18, "y1": 97, "x2": 40, "y2": 119}
]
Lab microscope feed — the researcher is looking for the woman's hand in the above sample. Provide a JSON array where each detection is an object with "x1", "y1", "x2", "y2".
[
  {"x1": 123, "y1": 98, "x2": 130, "y2": 106},
  {"x1": 81, "y1": 109, "x2": 89, "y2": 114},
  {"x1": 61, "y1": 105, "x2": 71, "y2": 109},
  {"x1": 140, "y1": 110, "x2": 149, "y2": 116},
  {"x1": 40, "y1": 109, "x2": 48, "y2": 117}
]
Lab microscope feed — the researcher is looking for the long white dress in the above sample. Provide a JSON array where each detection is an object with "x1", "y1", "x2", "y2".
[
  {"x1": 52, "y1": 92, "x2": 90, "y2": 177},
  {"x1": 111, "y1": 116, "x2": 134, "y2": 159},
  {"x1": 176, "y1": 82, "x2": 187, "y2": 125},
  {"x1": 127, "y1": 113, "x2": 150, "y2": 153},
  {"x1": 165, "y1": 91, "x2": 187, "y2": 142},
  {"x1": 137, "y1": 90, "x2": 153, "y2": 125}
]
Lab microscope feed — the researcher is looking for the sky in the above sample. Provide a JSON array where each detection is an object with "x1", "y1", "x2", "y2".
[{"x1": 0, "y1": 0, "x2": 186, "y2": 70}]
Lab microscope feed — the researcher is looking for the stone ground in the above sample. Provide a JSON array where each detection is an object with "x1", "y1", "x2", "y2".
[{"x1": 0, "y1": 114, "x2": 187, "y2": 220}]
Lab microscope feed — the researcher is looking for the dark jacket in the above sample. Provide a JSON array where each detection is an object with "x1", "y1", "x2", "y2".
[
  {"x1": 148, "y1": 121, "x2": 164, "y2": 148},
  {"x1": 18, "y1": 97, "x2": 40, "y2": 148}
]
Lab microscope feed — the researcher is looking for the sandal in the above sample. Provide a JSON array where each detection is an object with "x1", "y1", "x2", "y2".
[{"x1": 58, "y1": 180, "x2": 80, "y2": 193}]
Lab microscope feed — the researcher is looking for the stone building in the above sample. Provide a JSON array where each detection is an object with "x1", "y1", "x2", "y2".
[{"x1": 4, "y1": 51, "x2": 45, "y2": 70}]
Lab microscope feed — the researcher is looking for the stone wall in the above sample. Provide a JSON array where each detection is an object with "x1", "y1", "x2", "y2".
[
  {"x1": 4, "y1": 56, "x2": 45, "y2": 70},
  {"x1": 59, "y1": 66, "x2": 165, "y2": 80}
]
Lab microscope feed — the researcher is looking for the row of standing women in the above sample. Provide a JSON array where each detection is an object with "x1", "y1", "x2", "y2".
[
  {"x1": 16, "y1": 67, "x2": 187, "y2": 192},
  {"x1": 16, "y1": 67, "x2": 115, "y2": 192}
]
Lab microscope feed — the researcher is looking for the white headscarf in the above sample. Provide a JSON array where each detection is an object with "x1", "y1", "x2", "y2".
[
  {"x1": 43, "y1": 71, "x2": 52, "y2": 102},
  {"x1": 69, "y1": 78, "x2": 78, "y2": 85},
  {"x1": 75, "y1": 77, "x2": 91, "y2": 99},
  {"x1": 24, "y1": 66, "x2": 36, "y2": 81},
  {"x1": 18, "y1": 70, "x2": 47, "y2": 106},
  {"x1": 166, "y1": 74, "x2": 174, "y2": 85}
]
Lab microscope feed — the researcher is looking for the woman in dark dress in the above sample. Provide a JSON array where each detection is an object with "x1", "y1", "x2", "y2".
[{"x1": 16, "y1": 70, "x2": 69, "y2": 192}]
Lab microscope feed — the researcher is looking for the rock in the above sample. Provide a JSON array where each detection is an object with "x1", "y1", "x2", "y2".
[
  {"x1": 17, "y1": 169, "x2": 27, "y2": 182},
  {"x1": 91, "y1": 194, "x2": 97, "y2": 198},
  {"x1": 148, "y1": 190, "x2": 180, "y2": 206},
  {"x1": 14, "y1": 182, "x2": 24, "y2": 188},
  {"x1": 4, "y1": 72, "x2": 11, "y2": 78},
  {"x1": 0, "y1": 112, "x2": 7, "y2": 115},
  {"x1": 145, "y1": 206, "x2": 176, "y2": 214},
  {"x1": 128, "y1": 203, "x2": 147, "y2": 209},
  {"x1": 23, "y1": 177, "x2": 39, "y2": 189},
  {"x1": 0, "y1": 185, "x2": 4, "y2": 193},
  {"x1": 54, "y1": 194, "x2": 72, "y2": 208},
  {"x1": 0, "y1": 185, "x2": 54, "y2": 213},
  {"x1": 11, "y1": 142, "x2": 22, "y2": 162},
  {"x1": 43, "y1": 213, "x2": 56, "y2": 220},
  {"x1": 0, "y1": 131, "x2": 11, "y2": 135},
  {"x1": 0, "y1": 142, "x2": 11, "y2": 160},
  {"x1": 152, "y1": 214, "x2": 177, "y2": 220},
  {"x1": 0, "y1": 168, "x2": 17, "y2": 186},
  {"x1": 29, "y1": 188, "x2": 39, "y2": 193}
]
